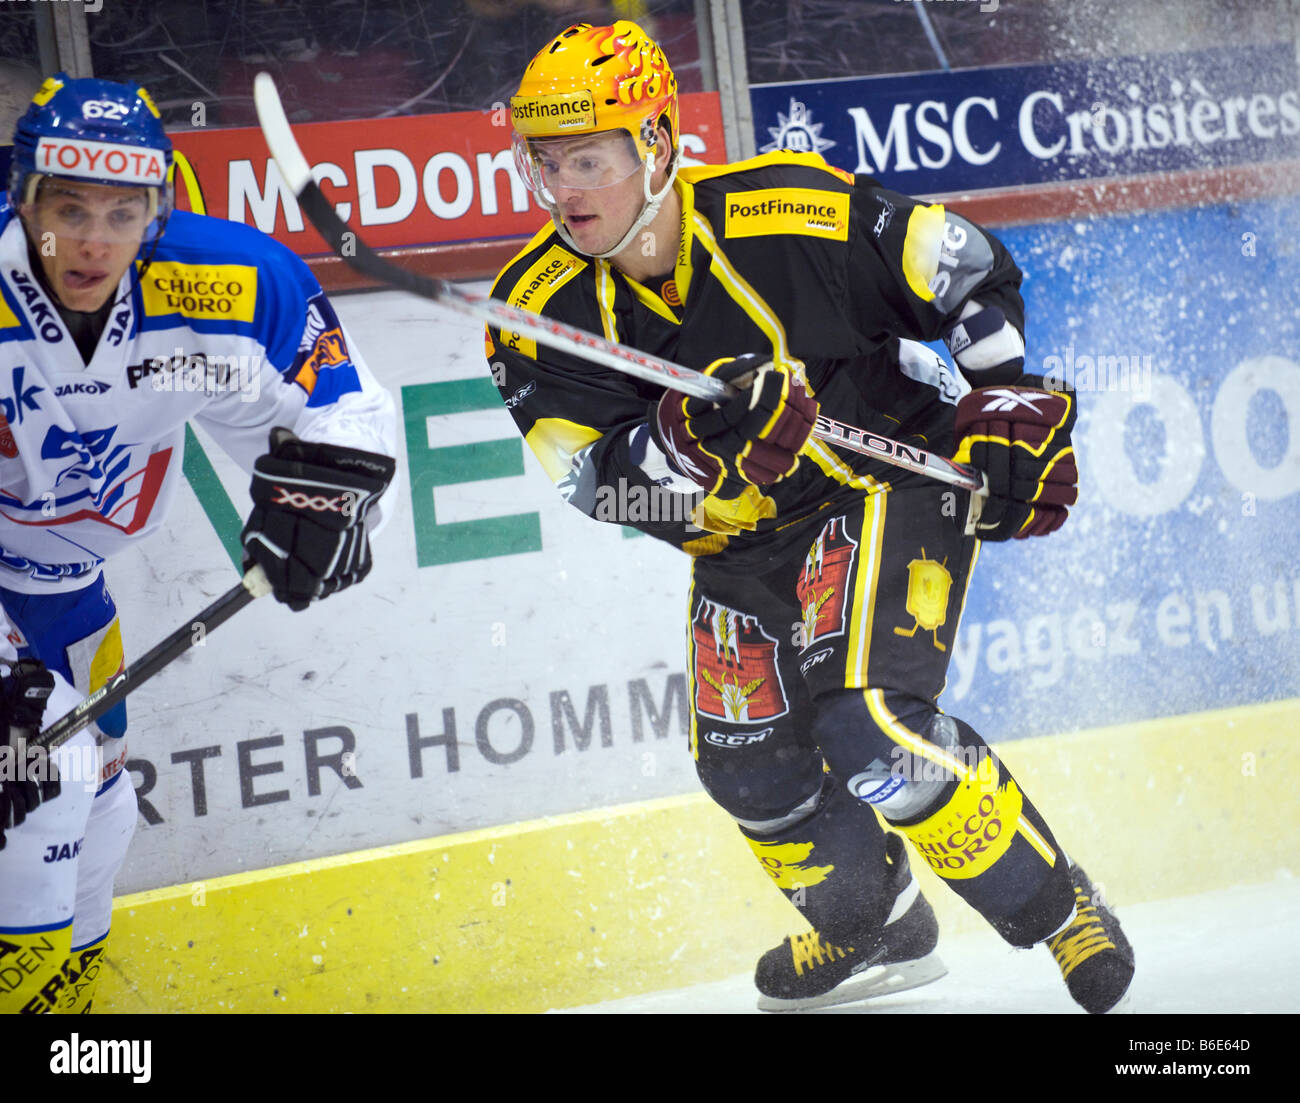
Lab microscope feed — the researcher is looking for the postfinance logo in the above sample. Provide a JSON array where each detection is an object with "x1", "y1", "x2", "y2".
[
  {"x1": 502, "y1": 246, "x2": 585, "y2": 359},
  {"x1": 141, "y1": 262, "x2": 257, "y2": 323},
  {"x1": 725, "y1": 187, "x2": 850, "y2": 242},
  {"x1": 510, "y1": 91, "x2": 597, "y2": 135}
]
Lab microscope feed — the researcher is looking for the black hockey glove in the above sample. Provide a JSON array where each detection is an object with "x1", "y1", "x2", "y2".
[
  {"x1": 953, "y1": 376, "x2": 1078, "y2": 541},
  {"x1": 242, "y1": 428, "x2": 396, "y2": 612},
  {"x1": 652, "y1": 354, "x2": 818, "y2": 499},
  {"x1": 0, "y1": 658, "x2": 57, "y2": 851}
]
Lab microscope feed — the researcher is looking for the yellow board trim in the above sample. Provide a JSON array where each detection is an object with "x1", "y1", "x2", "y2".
[{"x1": 95, "y1": 697, "x2": 1300, "y2": 1012}]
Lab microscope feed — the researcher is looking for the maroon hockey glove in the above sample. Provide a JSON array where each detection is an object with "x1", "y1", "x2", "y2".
[
  {"x1": 652, "y1": 354, "x2": 818, "y2": 498},
  {"x1": 0, "y1": 658, "x2": 57, "y2": 850},
  {"x1": 242, "y1": 428, "x2": 396, "y2": 612},
  {"x1": 953, "y1": 377, "x2": 1078, "y2": 541}
]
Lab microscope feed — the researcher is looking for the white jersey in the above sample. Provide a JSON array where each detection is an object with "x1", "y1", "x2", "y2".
[{"x1": 0, "y1": 208, "x2": 397, "y2": 592}]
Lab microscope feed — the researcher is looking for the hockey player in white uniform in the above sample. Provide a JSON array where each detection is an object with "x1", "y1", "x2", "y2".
[{"x1": 0, "y1": 74, "x2": 398, "y2": 1013}]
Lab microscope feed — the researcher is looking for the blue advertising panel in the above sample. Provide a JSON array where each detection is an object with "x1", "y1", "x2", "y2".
[
  {"x1": 937, "y1": 194, "x2": 1300, "y2": 739},
  {"x1": 750, "y1": 45, "x2": 1300, "y2": 192}
]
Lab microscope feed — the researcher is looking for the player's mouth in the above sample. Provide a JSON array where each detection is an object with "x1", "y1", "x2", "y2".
[
  {"x1": 566, "y1": 213, "x2": 598, "y2": 229},
  {"x1": 63, "y1": 269, "x2": 109, "y2": 292}
]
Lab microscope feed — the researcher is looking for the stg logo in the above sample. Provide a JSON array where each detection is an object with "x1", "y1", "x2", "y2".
[{"x1": 0, "y1": 365, "x2": 46, "y2": 424}]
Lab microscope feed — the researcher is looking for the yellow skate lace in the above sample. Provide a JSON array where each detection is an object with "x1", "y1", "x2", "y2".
[
  {"x1": 789, "y1": 931, "x2": 852, "y2": 976},
  {"x1": 1048, "y1": 887, "x2": 1116, "y2": 979}
]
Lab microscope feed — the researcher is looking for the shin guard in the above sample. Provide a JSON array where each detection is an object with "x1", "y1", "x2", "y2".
[{"x1": 739, "y1": 774, "x2": 894, "y2": 937}]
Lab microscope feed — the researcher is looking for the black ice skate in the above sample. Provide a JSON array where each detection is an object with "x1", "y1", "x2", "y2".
[
  {"x1": 756, "y1": 833, "x2": 947, "y2": 1012},
  {"x1": 1047, "y1": 864, "x2": 1135, "y2": 1014}
]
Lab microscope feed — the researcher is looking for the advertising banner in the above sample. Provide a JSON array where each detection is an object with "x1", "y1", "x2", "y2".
[
  {"x1": 749, "y1": 44, "x2": 1300, "y2": 193},
  {"x1": 169, "y1": 92, "x2": 726, "y2": 254},
  {"x1": 949, "y1": 195, "x2": 1300, "y2": 737}
]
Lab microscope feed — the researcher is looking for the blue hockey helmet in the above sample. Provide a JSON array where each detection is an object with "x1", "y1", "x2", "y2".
[{"x1": 9, "y1": 73, "x2": 174, "y2": 242}]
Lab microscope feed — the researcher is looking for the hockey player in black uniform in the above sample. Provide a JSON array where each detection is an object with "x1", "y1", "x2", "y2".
[{"x1": 488, "y1": 20, "x2": 1134, "y2": 1013}]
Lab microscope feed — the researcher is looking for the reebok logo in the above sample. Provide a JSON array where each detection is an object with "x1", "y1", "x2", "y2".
[{"x1": 981, "y1": 389, "x2": 1046, "y2": 414}]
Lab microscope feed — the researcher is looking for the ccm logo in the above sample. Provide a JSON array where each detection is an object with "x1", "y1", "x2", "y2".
[
  {"x1": 703, "y1": 727, "x2": 773, "y2": 748},
  {"x1": 800, "y1": 647, "x2": 833, "y2": 674}
]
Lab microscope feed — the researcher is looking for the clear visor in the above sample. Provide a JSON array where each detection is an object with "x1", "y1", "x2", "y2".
[
  {"x1": 23, "y1": 177, "x2": 162, "y2": 245},
  {"x1": 512, "y1": 129, "x2": 645, "y2": 202}
]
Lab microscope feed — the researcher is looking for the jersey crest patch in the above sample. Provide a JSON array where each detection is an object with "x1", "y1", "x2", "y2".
[
  {"x1": 795, "y1": 515, "x2": 858, "y2": 650},
  {"x1": 692, "y1": 597, "x2": 789, "y2": 723}
]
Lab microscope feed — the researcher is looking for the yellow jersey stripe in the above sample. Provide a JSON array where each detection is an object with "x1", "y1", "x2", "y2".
[
  {"x1": 1016, "y1": 814, "x2": 1058, "y2": 866},
  {"x1": 595, "y1": 261, "x2": 620, "y2": 343},
  {"x1": 863, "y1": 689, "x2": 973, "y2": 778},
  {"x1": 692, "y1": 211, "x2": 793, "y2": 365},
  {"x1": 845, "y1": 496, "x2": 886, "y2": 683}
]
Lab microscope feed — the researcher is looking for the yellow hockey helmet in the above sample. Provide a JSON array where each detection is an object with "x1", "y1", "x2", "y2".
[{"x1": 510, "y1": 21, "x2": 680, "y2": 163}]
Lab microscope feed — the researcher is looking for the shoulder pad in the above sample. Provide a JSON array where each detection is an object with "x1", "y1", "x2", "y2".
[
  {"x1": 490, "y1": 225, "x2": 588, "y2": 316},
  {"x1": 679, "y1": 150, "x2": 855, "y2": 189}
]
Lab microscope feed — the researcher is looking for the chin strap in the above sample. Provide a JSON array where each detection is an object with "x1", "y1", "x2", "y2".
[{"x1": 550, "y1": 147, "x2": 681, "y2": 261}]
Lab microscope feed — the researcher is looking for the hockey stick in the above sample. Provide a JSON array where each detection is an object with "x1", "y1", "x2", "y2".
[
  {"x1": 30, "y1": 566, "x2": 273, "y2": 754},
  {"x1": 252, "y1": 73, "x2": 986, "y2": 499}
]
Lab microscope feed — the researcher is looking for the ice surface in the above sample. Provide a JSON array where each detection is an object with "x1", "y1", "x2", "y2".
[{"x1": 556, "y1": 876, "x2": 1300, "y2": 1014}]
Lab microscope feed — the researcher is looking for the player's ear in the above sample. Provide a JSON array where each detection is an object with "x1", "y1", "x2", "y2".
[{"x1": 657, "y1": 122, "x2": 673, "y2": 160}]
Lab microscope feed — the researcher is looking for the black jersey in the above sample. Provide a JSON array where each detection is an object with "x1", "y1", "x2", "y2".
[{"x1": 486, "y1": 150, "x2": 1024, "y2": 563}]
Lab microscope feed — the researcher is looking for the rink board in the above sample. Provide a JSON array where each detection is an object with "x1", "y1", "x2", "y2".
[{"x1": 97, "y1": 696, "x2": 1298, "y2": 1013}]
